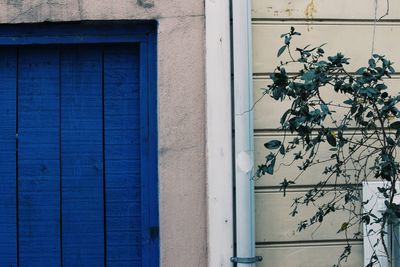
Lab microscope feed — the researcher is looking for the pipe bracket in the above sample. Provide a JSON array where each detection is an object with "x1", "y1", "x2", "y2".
[{"x1": 230, "y1": 256, "x2": 263, "y2": 264}]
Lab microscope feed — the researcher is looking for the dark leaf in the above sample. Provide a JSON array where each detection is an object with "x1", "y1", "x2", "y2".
[
  {"x1": 320, "y1": 103, "x2": 330, "y2": 114},
  {"x1": 280, "y1": 109, "x2": 291, "y2": 125},
  {"x1": 284, "y1": 35, "x2": 291, "y2": 45},
  {"x1": 264, "y1": 140, "x2": 282, "y2": 150},
  {"x1": 376, "y1": 84, "x2": 388, "y2": 91},
  {"x1": 390, "y1": 121, "x2": 400, "y2": 129},
  {"x1": 279, "y1": 145, "x2": 286, "y2": 155},
  {"x1": 266, "y1": 158, "x2": 276, "y2": 175},
  {"x1": 301, "y1": 70, "x2": 316, "y2": 81},
  {"x1": 368, "y1": 58, "x2": 376, "y2": 68},
  {"x1": 337, "y1": 222, "x2": 349, "y2": 233},
  {"x1": 355, "y1": 67, "x2": 366, "y2": 75},
  {"x1": 326, "y1": 132, "x2": 337, "y2": 147},
  {"x1": 387, "y1": 137, "x2": 395, "y2": 146},
  {"x1": 277, "y1": 45, "x2": 286, "y2": 57},
  {"x1": 343, "y1": 99, "x2": 353, "y2": 105}
]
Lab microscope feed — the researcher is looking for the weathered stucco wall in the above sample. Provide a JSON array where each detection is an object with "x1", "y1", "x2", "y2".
[{"x1": 0, "y1": 1, "x2": 206, "y2": 266}]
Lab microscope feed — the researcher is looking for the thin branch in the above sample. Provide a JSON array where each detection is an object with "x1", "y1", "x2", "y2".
[{"x1": 378, "y1": 0, "x2": 390, "y2": 20}]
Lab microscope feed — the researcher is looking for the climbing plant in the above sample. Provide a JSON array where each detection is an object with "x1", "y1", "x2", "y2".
[{"x1": 257, "y1": 26, "x2": 400, "y2": 267}]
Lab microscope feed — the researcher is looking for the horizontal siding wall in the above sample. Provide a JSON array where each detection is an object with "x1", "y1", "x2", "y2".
[
  {"x1": 253, "y1": 23, "x2": 400, "y2": 74},
  {"x1": 255, "y1": 190, "x2": 361, "y2": 243},
  {"x1": 252, "y1": 1, "x2": 400, "y2": 266},
  {"x1": 253, "y1": 77, "x2": 400, "y2": 130},
  {"x1": 256, "y1": 241, "x2": 363, "y2": 267},
  {"x1": 252, "y1": 0, "x2": 400, "y2": 20}
]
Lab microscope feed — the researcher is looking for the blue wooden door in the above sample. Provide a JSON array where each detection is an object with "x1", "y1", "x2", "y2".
[{"x1": 0, "y1": 43, "x2": 156, "y2": 267}]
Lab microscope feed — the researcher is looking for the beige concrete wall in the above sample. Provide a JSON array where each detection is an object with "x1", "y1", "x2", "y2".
[
  {"x1": 252, "y1": 1, "x2": 400, "y2": 266},
  {"x1": 0, "y1": 1, "x2": 206, "y2": 266}
]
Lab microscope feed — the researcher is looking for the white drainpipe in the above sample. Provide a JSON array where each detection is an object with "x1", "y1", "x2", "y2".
[
  {"x1": 232, "y1": 0, "x2": 260, "y2": 266},
  {"x1": 205, "y1": 0, "x2": 234, "y2": 266}
]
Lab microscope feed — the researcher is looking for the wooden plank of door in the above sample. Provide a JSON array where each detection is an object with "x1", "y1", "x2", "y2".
[
  {"x1": 104, "y1": 45, "x2": 142, "y2": 266},
  {"x1": 60, "y1": 45, "x2": 105, "y2": 266},
  {"x1": 18, "y1": 47, "x2": 61, "y2": 266},
  {"x1": 0, "y1": 48, "x2": 17, "y2": 266}
]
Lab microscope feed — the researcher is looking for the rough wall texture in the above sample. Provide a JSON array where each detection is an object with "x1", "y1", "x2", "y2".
[{"x1": 0, "y1": 1, "x2": 207, "y2": 266}]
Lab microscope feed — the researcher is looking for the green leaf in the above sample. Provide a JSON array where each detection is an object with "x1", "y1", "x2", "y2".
[
  {"x1": 368, "y1": 58, "x2": 376, "y2": 68},
  {"x1": 284, "y1": 35, "x2": 291, "y2": 45},
  {"x1": 355, "y1": 67, "x2": 366, "y2": 75},
  {"x1": 326, "y1": 132, "x2": 337, "y2": 147},
  {"x1": 316, "y1": 61, "x2": 328, "y2": 67},
  {"x1": 387, "y1": 137, "x2": 395, "y2": 146},
  {"x1": 264, "y1": 140, "x2": 282, "y2": 150},
  {"x1": 320, "y1": 103, "x2": 330, "y2": 114},
  {"x1": 279, "y1": 145, "x2": 286, "y2": 155},
  {"x1": 266, "y1": 158, "x2": 276, "y2": 175},
  {"x1": 337, "y1": 222, "x2": 349, "y2": 233},
  {"x1": 280, "y1": 109, "x2": 291, "y2": 125},
  {"x1": 343, "y1": 99, "x2": 353, "y2": 105},
  {"x1": 350, "y1": 105, "x2": 357, "y2": 115},
  {"x1": 376, "y1": 84, "x2": 388, "y2": 91},
  {"x1": 302, "y1": 70, "x2": 316, "y2": 81},
  {"x1": 266, "y1": 153, "x2": 275, "y2": 161},
  {"x1": 390, "y1": 121, "x2": 400, "y2": 129},
  {"x1": 277, "y1": 45, "x2": 286, "y2": 57}
]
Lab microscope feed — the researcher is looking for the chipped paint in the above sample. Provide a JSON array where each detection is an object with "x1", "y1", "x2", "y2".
[
  {"x1": 285, "y1": 8, "x2": 294, "y2": 16},
  {"x1": 137, "y1": 0, "x2": 154, "y2": 8},
  {"x1": 285, "y1": 1, "x2": 294, "y2": 17},
  {"x1": 265, "y1": 2, "x2": 295, "y2": 17},
  {"x1": 304, "y1": 0, "x2": 316, "y2": 31},
  {"x1": 304, "y1": 0, "x2": 316, "y2": 19}
]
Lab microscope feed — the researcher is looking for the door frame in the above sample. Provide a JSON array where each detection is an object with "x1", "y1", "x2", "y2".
[{"x1": 0, "y1": 21, "x2": 159, "y2": 266}]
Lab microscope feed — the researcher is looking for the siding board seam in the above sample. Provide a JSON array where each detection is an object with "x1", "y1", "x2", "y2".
[
  {"x1": 256, "y1": 239, "x2": 362, "y2": 248},
  {"x1": 15, "y1": 47, "x2": 19, "y2": 267},
  {"x1": 58, "y1": 47, "x2": 63, "y2": 267},
  {"x1": 252, "y1": 20, "x2": 400, "y2": 25},
  {"x1": 254, "y1": 185, "x2": 362, "y2": 192},
  {"x1": 102, "y1": 48, "x2": 107, "y2": 267},
  {"x1": 253, "y1": 73, "x2": 400, "y2": 78}
]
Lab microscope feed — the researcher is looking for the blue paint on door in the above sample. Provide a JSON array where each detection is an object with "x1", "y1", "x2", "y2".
[
  {"x1": 61, "y1": 46, "x2": 105, "y2": 266},
  {"x1": 0, "y1": 23, "x2": 158, "y2": 267},
  {"x1": 18, "y1": 47, "x2": 61, "y2": 266},
  {"x1": 104, "y1": 45, "x2": 143, "y2": 266},
  {"x1": 0, "y1": 48, "x2": 18, "y2": 267}
]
